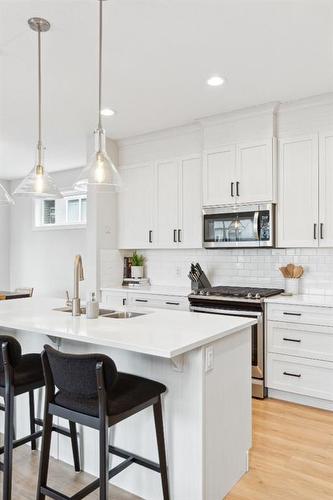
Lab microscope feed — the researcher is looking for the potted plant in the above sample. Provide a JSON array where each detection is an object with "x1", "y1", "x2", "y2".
[{"x1": 131, "y1": 251, "x2": 145, "y2": 279}]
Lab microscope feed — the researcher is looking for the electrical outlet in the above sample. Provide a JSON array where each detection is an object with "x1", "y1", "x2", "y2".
[{"x1": 205, "y1": 346, "x2": 214, "y2": 372}]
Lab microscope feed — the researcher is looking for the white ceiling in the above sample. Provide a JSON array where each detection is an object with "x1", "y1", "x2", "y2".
[{"x1": 1, "y1": 0, "x2": 333, "y2": 179}]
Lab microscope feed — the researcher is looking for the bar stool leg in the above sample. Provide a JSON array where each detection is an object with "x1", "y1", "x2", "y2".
[
  {"x1": 153, "y1": 397, "x2": 170, "y2": 500},
  {"x1": 29, "y1": 390, "x2": 36, "y2": 451},
  {"x1": 3, "y1": 388, "x2": 14, "y2": 500},
  {"x1": 36, "y1": 412, "x2": 53, "y2": 500},
  {"x1": 69, "y1": 421, "x2": 81, "y2": 472},
  {"x1": 99, "y1": 417, "x2": 109, "y2": 500}
]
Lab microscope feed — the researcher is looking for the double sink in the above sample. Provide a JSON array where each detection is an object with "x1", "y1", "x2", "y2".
[{"x1": 53, "y1": 307, "x2": 146, "y2": 319}]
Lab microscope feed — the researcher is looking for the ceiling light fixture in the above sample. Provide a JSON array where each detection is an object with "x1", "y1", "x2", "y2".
[
  {"x1": 0, "y1": 183, "x2": 14, "y2": 207},
  {"x1": 74, "y1": 0, "x2": 122, "y2": 193},
  {"x1": 101, "y1": 108, "x2": 115, "y2": 116},
  {"x1": 207, "y1": 75, "x2": 225, "y2": 87},
  {"x1": 14, "y1": 18, "x2": 62, "y2": 199}
]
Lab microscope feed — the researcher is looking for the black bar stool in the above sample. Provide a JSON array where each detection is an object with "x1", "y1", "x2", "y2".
[
  {"x1": 36, "y1": 345, "x2": 170, "y2": 500},
  {"x1": 0, "y1": 335, "x2": 81, "y2": 500}
]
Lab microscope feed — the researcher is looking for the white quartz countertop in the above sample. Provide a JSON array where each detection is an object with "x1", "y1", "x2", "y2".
[
  {"x1": 0, "y1": 297, "x2": 255, "y2": 358},
  {"x1": 100, "y1": 285, "x2": 191, "y2": 297},
  {"x1": 265, "y1": 293, "x2": 333, "y2": 308}
]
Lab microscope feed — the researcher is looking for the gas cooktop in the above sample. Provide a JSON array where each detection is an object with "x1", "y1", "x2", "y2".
[{"x1": 189, "y1": 286, "x2": 284, "y2": 301}]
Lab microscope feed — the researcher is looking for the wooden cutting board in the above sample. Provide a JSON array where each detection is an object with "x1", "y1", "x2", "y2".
[{"x1": 0, "y1": 295, "x2": 6, "y2": 300}]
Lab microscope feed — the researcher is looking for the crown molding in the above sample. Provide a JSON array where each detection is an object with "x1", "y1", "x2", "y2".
[
  {"x1": 198, "y1": 101, "x2": 280, "y2": 128},
  {"x1": 279, "y1": 92, "x2": 333, "y2": 113},
  {"x1": 117, "y1": 122, "x2": 201, "y2": 149}
]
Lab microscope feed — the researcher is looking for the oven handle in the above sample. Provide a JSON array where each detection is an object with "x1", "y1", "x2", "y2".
[{"x1": 190, "y1": 306, "x2": 262, "y2": 318}]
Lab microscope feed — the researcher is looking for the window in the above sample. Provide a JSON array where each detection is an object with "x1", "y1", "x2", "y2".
[{"x1": 35, "y1": 193, "x2": 87, "y2": 228}]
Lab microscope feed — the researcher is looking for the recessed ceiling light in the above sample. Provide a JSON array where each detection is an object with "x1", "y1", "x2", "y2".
[
  {"x1": 101, "y1": 108, "x2": 115, "y2": 116},
  {"x1": 207, "y1": 76, "x2": 225, "y2": 87}
]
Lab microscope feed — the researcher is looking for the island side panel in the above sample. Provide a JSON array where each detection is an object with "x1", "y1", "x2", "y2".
[
  {"x1": 57, "y1": 338, "x2": 205, "y2": 500},
  {"x1": 204, "y1": 327, "x2": 252, "y2": 500}
]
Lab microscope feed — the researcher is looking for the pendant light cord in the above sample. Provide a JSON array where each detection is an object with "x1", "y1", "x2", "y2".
[
  {"x1": 37, "y1": 25, "x2": 42, "y2": 164},
  {"x1": 98, "y1": 0, "x2": 103, "y2": 133}
]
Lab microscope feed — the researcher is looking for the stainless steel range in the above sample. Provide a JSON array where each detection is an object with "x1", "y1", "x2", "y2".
[{"x1": 188, "y1": 286, "x2": 283, "y2": 399}]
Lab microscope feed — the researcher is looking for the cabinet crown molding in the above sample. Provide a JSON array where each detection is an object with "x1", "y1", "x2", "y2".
[
  {"x1": 198, "y1": 101, "x2": 280, "y2": 128},
  {"x1": 117, "y1": 123, "x2": 201, "y2": 149}
]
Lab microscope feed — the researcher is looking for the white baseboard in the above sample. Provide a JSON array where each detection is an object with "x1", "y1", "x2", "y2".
[{"x1": 268, "y1": 389, "x2": 333, "y2": 411}]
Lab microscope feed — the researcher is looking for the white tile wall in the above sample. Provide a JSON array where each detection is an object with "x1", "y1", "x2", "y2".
[{"x1": 132, "y1": 248, "x2": 333, "y2": 296}]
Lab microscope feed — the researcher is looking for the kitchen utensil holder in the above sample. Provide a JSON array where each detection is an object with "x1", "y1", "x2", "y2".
[{"x1": 285, "y1": 278, "x2": 299, "y2": 295}]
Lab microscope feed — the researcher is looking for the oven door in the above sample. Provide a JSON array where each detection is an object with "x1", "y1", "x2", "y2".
[
  {"x1": 190, "y1": 306, "x2": 264, "y2": 380},
  {"x1": 203, "y1": 206, "x2": 260, "y2": 248}
]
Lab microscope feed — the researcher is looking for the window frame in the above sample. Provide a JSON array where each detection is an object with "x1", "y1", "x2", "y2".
[{"x1": 33, "y1": 191, "x2": 87, "y2": 231}]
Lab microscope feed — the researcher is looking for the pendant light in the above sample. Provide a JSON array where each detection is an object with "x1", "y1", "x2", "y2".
[
  {"x1": 0, "y1": 183, "x2": 14, "y2": 206},
  {"x1": 74, "y1": 0, "x2": 122, "y2": 192},
  {"x1": 14, "y1": 18, "x2": 62, "y2": 199}
]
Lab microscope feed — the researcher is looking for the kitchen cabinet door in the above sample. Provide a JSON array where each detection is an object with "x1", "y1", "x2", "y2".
[
  {"x1": 118, "y1": 163, "x2": 155, "y2": 249},
  {"x1": 155, "y1": 159, "x2": 179, "y2": 248},
  {"x1": 319, "y1": 132, "x2": 333, "y2": 247},
  {"x1": 178, "y1": 156, "x2": 202, "y2": 248},
  {"x1": 203, "y1": 146, "x2": 236, "y2": 206},
  {"x1": 277, "y1": 135, "x2": 319, "y2": 248},
  {"x1": 236, "y1": 139, "x2": 275, "y2": 204}
]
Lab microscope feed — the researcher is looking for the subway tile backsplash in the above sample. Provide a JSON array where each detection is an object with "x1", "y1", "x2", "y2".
[
  {"x1": 137, "y1": 248, "x2": 333, "y2": 295},
  {"x1": 101, "y1": 248, "x2": 333, "y2": 296}
]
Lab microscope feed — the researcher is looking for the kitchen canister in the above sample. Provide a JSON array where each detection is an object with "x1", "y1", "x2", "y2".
[{"x1": 284, "y1": 278, "x2": 299, "y2": 295}]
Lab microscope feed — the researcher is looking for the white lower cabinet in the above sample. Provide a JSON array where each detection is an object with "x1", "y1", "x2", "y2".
[
  {"x1": 266, "y1": 303, "x2": 333, "y2": 408},
  {"x1": 101, "y1": 290, "x2": 189, "y2": 311}
]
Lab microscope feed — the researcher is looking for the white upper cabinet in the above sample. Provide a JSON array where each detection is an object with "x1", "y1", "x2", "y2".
[
  {"x1": 118, "y1": 155, "x2": 202, "y2": 250},
  {"x1": 277, "y1": 135, "x2": 319, "y2": 248},
  {"x1": 117, "y1": 163, "x2": 155, "y2": 249},
  {"x1": 203, "y1": 146, "x2": 236, "y2": 206},
  {"x1": 155, "y1": 159, "x2": 179, "y2": 248},
  {"x1": 236, "y1": 139, "x2": 275, "y2": 204},
  {"x1": 319, "y1": 132, "x2": 333, "y2": 247},
  {"x1": 203, "y1": 139, "x2": 275, "y2": 206},
  {"x1": 178, "y1": 156, "x2": 202, "y2": 248}
]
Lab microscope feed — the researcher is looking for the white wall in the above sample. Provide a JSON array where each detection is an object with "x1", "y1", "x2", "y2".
[
  {"x1": 9, "y1": 168, "x2": 86, "y2": 298},
  {"x1": 0, "y1": 180, "x2": 10, "y2": 290}
]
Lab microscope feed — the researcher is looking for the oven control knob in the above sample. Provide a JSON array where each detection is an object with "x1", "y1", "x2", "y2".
[
  {"x1": 205, "y1": 291, "x2": 211, "y2": 296},
  {"x1": 199, "y1": 290, "x2": 205, "y2": 295},
  {"x1": 246, "y1": 292, "x2": 253, "y2": 299},
  {"x1": 255, "y1": 293, "x2": 261, "y2": 299}
]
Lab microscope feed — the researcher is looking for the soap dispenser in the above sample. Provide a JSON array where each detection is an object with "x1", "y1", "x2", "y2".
[{"x1": 86, "y1": 292, "x2": 99, "y2": 319}]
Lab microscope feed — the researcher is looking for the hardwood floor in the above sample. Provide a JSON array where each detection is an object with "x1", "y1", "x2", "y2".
[
  {"x1": 227, "y1": 398, "x2": 333, "y2": 500},
  {"x1": 0, "y1": 398, "x2": 331, "y2": 499}
]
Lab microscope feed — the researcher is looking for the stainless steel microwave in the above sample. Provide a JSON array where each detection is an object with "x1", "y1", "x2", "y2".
[{"x1": 203, "y1": 203, "x2": 275, "y2": 248}]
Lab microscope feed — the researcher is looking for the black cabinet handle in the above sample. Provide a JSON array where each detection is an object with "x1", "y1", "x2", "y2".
[
  {"x1": 122, "y1": 298, "x2": 127, "y2": 306},
  {"x1": 135, "y1": 299, "x2": 148, "y2": 303},
  {"x1": 173, "y1": 229, "x2": 177, "y2": 243},
  {"x1": 320, "y1": 223, "x2": 324, "y2": 240},
  {"x1": 236, "y1": 181, "x2": 240, "y2": 197},
  {"x1": 231, "y1": 182, "x2": 234, "y2": 197},
  {"x1": 149, "y1": 230, "x2": 153, "y2": 243},
  {"x1": 165, "y1": 301, "x2": 180, "y2": 306},
  {"x1": 283, "y1": 337, "x2": 301, "y2": 343},
  {"x1": 178, "y1": 229, "x2": 182, "y2": 243},
  {"x1": 314, "y1": 223, "x2": 317, "y2": 240},
  {"x1": 283, "y1": 371, "x2": 301, "y2": 378},
  {"x1": 283, "y1": 312, "x2": 302, "y2": 317}
]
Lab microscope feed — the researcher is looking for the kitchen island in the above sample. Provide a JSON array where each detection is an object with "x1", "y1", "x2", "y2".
[{"x1": 0, "y1": 297, "x2": 255, "y2": 500}]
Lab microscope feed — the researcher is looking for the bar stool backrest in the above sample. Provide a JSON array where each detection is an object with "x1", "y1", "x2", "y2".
[
  {"x1": 43, "y1": 345, "x2": 118, "y2": 399},
  {"x1": 0, "y1": 335, "x2": 22, "y2": 371}
]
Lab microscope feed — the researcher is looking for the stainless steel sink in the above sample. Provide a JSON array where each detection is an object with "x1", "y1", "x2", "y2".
[
  {"x1": 53, "y1": 307, "x2": 115, "y2": 316},
  {"x1": 103, "y1": 311, "x2": 146, "y2": 319}
]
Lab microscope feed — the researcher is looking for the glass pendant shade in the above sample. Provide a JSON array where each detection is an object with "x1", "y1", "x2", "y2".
[
  {"x1": 14, "y1": 147, "x2": 62, "y2": 199},
  {"x1": 74, "y1": 129, "x2": 122, "y2": 192},
  {"x1": 0, "y1": 183, "x2": 14, "y2": 206}
]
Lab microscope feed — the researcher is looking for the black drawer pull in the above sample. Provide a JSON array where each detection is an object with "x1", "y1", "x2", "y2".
[
  {"x1": 165, "y1": 301, "x2": 180, "y2": 306},
  {"x1": 283, "y1": 371, "x2": 301, "y2": 378},
  {"x1": 283, "y1": 337, "x2": 301, "y2": 343},
  {"x1": 236, "y1": 181, "x2": 240, "y2": 197},
  {"x1": 283, "y1": 312, "x2": 302, "y2": 317},
  {"x1": 149, "y1": 230, "x2": 153, "y2": 243},
  {"x1": 173, "y1": 229, "x2": 177, "y2": 243},
  {"x1": 135, "y1": 299, "x2": 148, "y2": 303}
]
